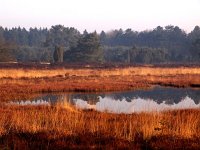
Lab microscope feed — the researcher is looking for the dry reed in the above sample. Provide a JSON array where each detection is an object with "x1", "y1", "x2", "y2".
[
  {"x1": 0, "y1": 104, "x2": 199, "y2": 141},
  {"x1": 0, "y1": 67, "x2": 200, "y2": 79}
]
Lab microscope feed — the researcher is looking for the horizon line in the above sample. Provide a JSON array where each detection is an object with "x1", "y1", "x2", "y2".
[{"x1": 0, "y1": 24, "x2": 199, "y2": 34}]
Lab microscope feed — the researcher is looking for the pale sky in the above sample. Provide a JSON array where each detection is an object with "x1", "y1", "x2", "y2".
[{"x1": 0, "y1": 0, "x2": 200, "y2": 33}]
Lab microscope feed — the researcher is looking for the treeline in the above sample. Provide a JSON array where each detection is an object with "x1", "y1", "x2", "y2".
[{"x1": 0, "y1": 25, "x2": 200, "y2": 63}]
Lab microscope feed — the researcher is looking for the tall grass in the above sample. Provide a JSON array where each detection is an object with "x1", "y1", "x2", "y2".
[{"x1": 0, "y1": 104, "x2": 199, "y2": 141}]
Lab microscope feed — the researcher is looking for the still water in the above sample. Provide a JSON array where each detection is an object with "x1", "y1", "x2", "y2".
[{"x1": 10, "y1": 86, "x2": 200, "y2": 113}]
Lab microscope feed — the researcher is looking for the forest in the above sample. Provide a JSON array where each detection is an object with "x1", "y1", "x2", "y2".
[{"x1": 0, "y1": 25, "x2": 200, "y2": 63}]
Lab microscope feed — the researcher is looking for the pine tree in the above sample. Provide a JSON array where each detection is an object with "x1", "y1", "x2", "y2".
[{"x1": 53, "y1": 46, "x2": 64, "y2": 63}]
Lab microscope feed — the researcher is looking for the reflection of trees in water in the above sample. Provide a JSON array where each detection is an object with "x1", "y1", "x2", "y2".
[
  {"x1": 107, "y1": 87, "x2": 200, "y2": 104},
  {"x1": 33, "y1": 87, "x2": 200, "y2": 105},
  {"x1": 33, "y1": 94, "x2": 73, "y2": 104},
  {"x1": 71, "y1": 94, "x2": 103, "y2": 105},
  {"x1": 32, "y1": 94, "x2": 102, "y2": 105}
]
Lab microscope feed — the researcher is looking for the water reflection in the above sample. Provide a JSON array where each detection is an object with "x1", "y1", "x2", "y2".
[
  {"x1": 9, "y1": 100, "x2": 49, "y2": 106},
  {"x1": 75, "y1": 96, "x2": 200, "y2": 113},
  {"x1": 9, "y1": 87, "x2": 200, "y2": 113}
]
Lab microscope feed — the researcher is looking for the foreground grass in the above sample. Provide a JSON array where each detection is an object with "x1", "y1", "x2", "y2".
[{"x1": 0, "y1": 103, "x2": 199, "y2": 149}]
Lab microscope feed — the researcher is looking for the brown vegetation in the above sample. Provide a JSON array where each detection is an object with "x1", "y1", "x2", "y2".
[
  {"x1": 1, "y1": 66, "x2": 200, "y2": 78},
  {"x1": 0, "y1": 66, "x2": 200, "y2": 102},
  {"x1": 0, "y1": 104, "x2": 199, "y2": 149},
  {"x1": 0, "y1": 64, "x2": 200, "y2": 149}
]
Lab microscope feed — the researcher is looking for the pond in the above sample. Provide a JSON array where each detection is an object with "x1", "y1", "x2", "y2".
[{"x1": 9, "y1": 86, "x2": 200, "y2": 113}]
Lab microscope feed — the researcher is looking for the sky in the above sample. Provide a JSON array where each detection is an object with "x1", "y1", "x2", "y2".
[{"x1": 0, "y1": 0, "x2": 200, "y2": 33}]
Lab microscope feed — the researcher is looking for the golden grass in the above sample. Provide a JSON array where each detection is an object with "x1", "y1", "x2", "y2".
[
  {"x1": 0, "y1": 104, "x2": 199, "y2": 141},
  {"x1": 0, "y1": 67, "x2": 200, "y2": 79}
]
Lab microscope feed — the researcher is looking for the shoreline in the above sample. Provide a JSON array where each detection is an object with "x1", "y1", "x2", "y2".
[{"x1": 0, "y1": 66, "x2": 200, "y2": 102}]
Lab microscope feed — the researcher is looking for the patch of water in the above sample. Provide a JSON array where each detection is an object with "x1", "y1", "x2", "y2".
[{"x1": 8, "y1": 87, "x2": 200, "y2": 113}]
